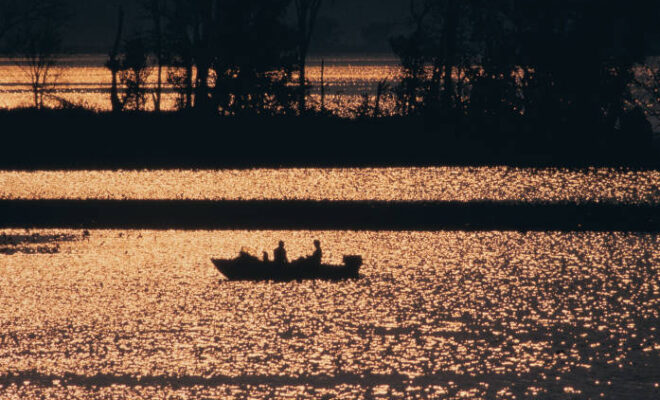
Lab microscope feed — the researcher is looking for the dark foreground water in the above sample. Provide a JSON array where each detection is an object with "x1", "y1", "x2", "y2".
[{"x1": 0, "y1": 229, "x2": 658, "y2": 399}]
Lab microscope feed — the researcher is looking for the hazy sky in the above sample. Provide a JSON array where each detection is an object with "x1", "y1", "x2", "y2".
[{"x1": 63, "y1": 0, "x2": 409, "y2": 53}]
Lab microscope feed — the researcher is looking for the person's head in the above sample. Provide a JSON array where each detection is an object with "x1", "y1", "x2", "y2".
[
  {"x1": 279, "y1": 241, "x2": 285, "y2": 248},
  {"x1": 314, "y1": 240, "x2": 320, "y2": 248}
]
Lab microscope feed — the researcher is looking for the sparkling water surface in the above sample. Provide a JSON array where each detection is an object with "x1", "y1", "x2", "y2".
[
  {"x1": 1, "y1": 167, "x2": 659, "y2": 203},
  {"x1": 1, "y1": 51, "x2": 659, "y2": 399},
  {"x1": 0, "y1": 229, "x2": 658, "y2": 399}
]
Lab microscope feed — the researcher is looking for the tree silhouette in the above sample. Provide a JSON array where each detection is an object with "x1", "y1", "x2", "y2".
[
  {"x1": 294, "y1": 0, "x2": 324, "y2": 115},
  {"x1": 9, "y1": 0, "x2": 68, "y2": 109},
  {"x1": 160, "y1": 0, "x2": 295, "y2": 115},
  {"x1": 190, "y1": 0, "x2": 215, "y2": 111},
  {"x1": 392, "y1": 0, "x2": 660, "y2": 147},
  {"x1": 163, "y1": 0, "x2": 196, "y2": 110},
  {"x1": 119, "y1": 36, "x2": 151, "y2": 111},
  {"x1": 390, "y1": 0, "x2": 432, "y2": 115},
  {"x1": 632, "y1": 65, "x2": 660, "y2": 123},
  {"x1": 106, "y1": 6, "x2": 125, "y2": 112},
  {"x1": 211, "y1": 0, "x2": 296, "y2": 115},
  {"x1": 141, "y1": 0, "x2": 167, "y2": 112}
]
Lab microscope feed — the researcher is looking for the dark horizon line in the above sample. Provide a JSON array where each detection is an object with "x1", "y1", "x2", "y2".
[
  {"x1": 0, "y1": 109, "x2": 658, "y2": 171},
  {"x1": 0, "y1": 200, "x2": 657, "y2": 232},
  {"x1": 0, "y1": 368, "x2": 596, "y2": 391}
]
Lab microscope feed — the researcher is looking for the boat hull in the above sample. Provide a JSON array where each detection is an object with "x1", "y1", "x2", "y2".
[{"x1": 212, "y1": 256, "x2": 362, "y2": 281}]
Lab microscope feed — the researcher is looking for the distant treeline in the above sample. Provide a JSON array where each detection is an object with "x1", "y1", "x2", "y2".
[
  {"x1": 0, "y1": 0, "x2": 328, "y2": 115},
  {"x1": 0, "y1": 0, "x2": 659, "y2": 158},
  {"x1": 388, "y1": 0, "x2": 660, "y2": 150}
]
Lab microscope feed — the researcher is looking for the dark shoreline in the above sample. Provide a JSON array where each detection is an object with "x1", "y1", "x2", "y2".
[
  {"x1": 1, "y1": 200, "x2": 657, "y2": 232},
  {"x1": 0, "y1": 109, "x2": 658, "y2": 170}
]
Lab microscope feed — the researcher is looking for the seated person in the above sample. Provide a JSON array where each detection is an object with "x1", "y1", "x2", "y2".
[
  {"x1": 274, "y1": 241, "x2": 288, "y2": 264},
  {"x1": 309, "y1": 240, "x2": 322, "y2": 265}
]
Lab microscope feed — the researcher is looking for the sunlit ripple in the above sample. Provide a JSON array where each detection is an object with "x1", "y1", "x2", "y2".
[
  {"x1": 0, "y1": 230, "x2": 658, "y2": 399},
  {"x1": 0, "y1": 167, "x2": 658, "y2": 203}
]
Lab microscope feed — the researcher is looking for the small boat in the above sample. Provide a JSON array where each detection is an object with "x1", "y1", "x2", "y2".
[{"x1": 212, "y1": 253, "x2": 363, "y2": 281}]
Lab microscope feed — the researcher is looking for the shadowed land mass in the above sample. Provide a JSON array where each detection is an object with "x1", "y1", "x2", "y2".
[
  {"x1": 0, "y1": 110, "x2": 658, "y2": 170},
  {"x1": 0, "y1": 200, "x2": 657, "y2": 232},
  {"x1": 1, "y1": 1, "x2": 660, "y2": 170}
]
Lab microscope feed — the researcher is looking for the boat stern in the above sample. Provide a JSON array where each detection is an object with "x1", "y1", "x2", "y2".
[{"x1": 343, "y1": 255, "x2": 363, "y2": 275}]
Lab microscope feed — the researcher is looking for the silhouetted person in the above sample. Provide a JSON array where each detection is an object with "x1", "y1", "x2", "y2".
[
  {"x1": 263, "y1": 251, "x2": 270, "y2": 262},
  {"x1": 310, "y1": 240, "x2": 322, "y2": 265},
  {"x1": 274, "y1": 241, "x2": 288, "y2": 264}
]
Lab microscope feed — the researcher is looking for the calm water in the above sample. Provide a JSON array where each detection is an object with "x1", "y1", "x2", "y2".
[
  {"x1": 1, "y1": 167, "x2": 659, "y2": 203},
  {"x1": 1, "y1": 167, "x2": 658, "y2": 398},
  {"x1": 0, "y1": 56, "x2": 399, "y2": 114},
  {"x1": 0, "y1": 229, "x2": 658, "y2": 399}
]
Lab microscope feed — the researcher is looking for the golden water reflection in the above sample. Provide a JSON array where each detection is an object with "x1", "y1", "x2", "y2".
[
  {"x1": 0, "y1": 56, "x2": 399, "y2": 114},
  {"x1": 0, "y1": 167, "x2": 658, "y2": 203},
  {"x1": 0, "y1": 230, "x2": 658, "y2": 398}
]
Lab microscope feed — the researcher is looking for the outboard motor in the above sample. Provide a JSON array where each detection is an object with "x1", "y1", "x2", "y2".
[{"x1": 343, "y1": 255, "x2": 363, "y2": 275}]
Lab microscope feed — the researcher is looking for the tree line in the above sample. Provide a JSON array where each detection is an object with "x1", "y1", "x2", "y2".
[
  {"x1": 0, "y1": 0, "x2": 67, "y2": 109},
  {"x1": 388, "y1": 0, "x2": 660, "y2": 148},
  {"x1": 107, "y1": 0, "x2": 329, "y2": 115},
  {"x1": 0, "y1": 0, "x2": 659, "y2": 148},
  {"x1": 0, "y1": 0, "x2": 326, "y2": 115}
]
